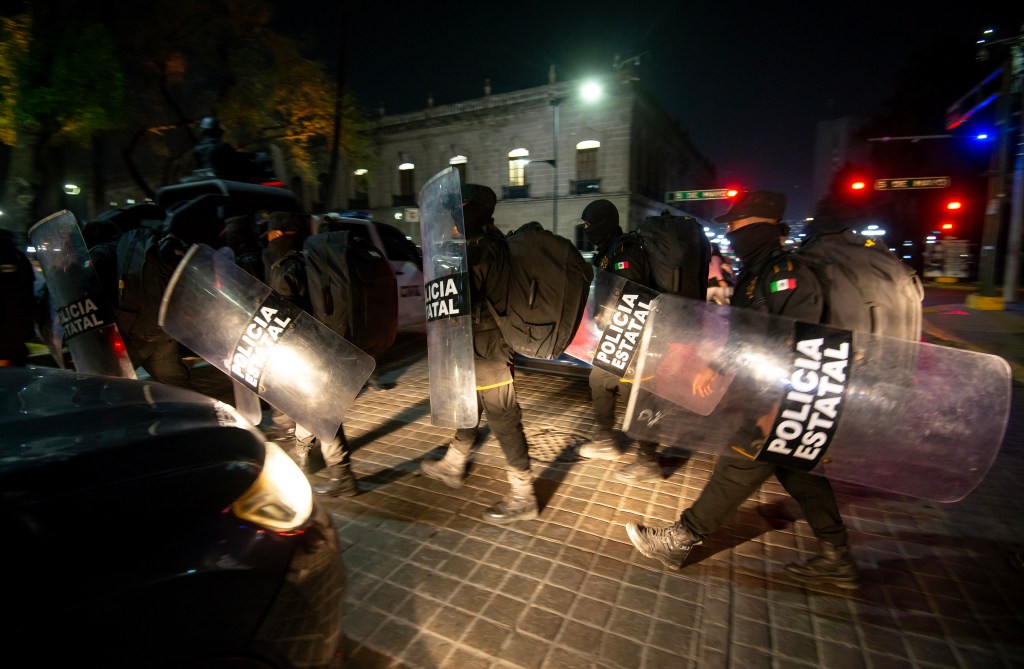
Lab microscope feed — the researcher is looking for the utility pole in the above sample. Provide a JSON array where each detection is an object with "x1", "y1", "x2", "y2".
[
  {"x1": 969, "y1": 25, "x2": 1024, "y2": 307},
  {"x1": 1003, "y1": 37, "x2": 1024, "y2": 304}
]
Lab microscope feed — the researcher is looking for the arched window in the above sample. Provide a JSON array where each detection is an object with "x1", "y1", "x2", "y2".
[
  {"x1": 352, "y1": 168, "x2": 369, "y2": 208},
  {"x1": 576, "y1": 140, "x2": 600, "y2": 181},
  {"x1": 508, "y1": 148, "x2": 529, "y2": 186},
  {"x1": 398, "y1": 161, "x2": 415, "y2": 197},
  {"x1": 450, "y1": 154, "x2": 468, "y2": 183}
]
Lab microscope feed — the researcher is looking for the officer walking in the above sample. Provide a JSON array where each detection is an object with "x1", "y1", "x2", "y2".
[
  {"x1": 624, "y1": 191, "x2": 860, "y2": 588},
  {"x1": 576, "y1": 199, "x2": 664, "y2": 483},
  {"x1": 420, "y1": 184, "x2": 538, "y2": 523},
  {"x1": 263, "y1": 211, "x2": 358, "y2": 497}
]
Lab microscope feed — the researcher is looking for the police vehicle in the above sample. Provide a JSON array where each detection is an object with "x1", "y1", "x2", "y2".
[{"x1": 0, "y1": 366, "x2": 346, "y2": 668}]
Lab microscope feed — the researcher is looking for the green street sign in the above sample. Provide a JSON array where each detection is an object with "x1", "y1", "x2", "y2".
[
  {"x1": 874, "y1": 177, "x2": 951, "y2": 190},
  {"x1": 665, "y1": 188, "x2": 731, "y2": 202}
]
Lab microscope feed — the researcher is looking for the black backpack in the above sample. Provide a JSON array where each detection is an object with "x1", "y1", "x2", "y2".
[
  {"x1": 304, "y1": 229, "x2": 398, "y2": 357},
  {"x1": 770, "y1": 229, "x2": 924, "y2": 341},
  {"x1": 636, "y1": 214, "x2": 711, "y2": 299},
  {"x1": 486, "y1": 222, "x2": 593, "y2": 360},
  {"x1": 114, "y1": 222, "x2": 187, "y2": 342}
]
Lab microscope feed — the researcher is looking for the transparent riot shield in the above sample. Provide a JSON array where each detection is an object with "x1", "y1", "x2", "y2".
[
  {"x1": 28, "y1": 211, "x2": 136, "y2": 378},
  {"x1": 158, "y1": 244, "x2": 374, "y2": 442},
  {"x1": 622, "y1": 294, "x2": 1010, "y2": 503},
  {"x1": 213, "y1": 246, "x2": 264, "y2": 425},
  {"x1": 563, "y1": 270, "x2": 659, "y2": 378},
  {"x1": 418, "y1": 167, "x2": 477, "y2": 428}
]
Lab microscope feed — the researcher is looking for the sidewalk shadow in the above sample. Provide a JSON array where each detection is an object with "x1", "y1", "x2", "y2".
[{"x1": 348, "y1": 397, "x2": 431, "y2": 454}]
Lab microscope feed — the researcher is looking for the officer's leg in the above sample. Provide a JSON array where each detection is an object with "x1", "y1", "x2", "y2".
[
  {"x1": 145, "y1": 338, "x2": 191, "y2": 389},
  {"x1": 312, "y1": 425, "x2": 357, "y2": 497},
  {"x1": 775, "y1": 469, "x2": 859, "y2": 587},
  {"x1": 681, "y1": 456, "x2": 774, "y2": 539},
  {"x1": 582, "y1": 367, "x2": 626, "y2": 459},
  {"x1": 476, "y1": 358, "x2": 536, "y2": 524},
  {"x1": 775, "y1": 469, "x2": 848, "y2": 547},
  {"x1": 588, "y1": 366, "x2": 619, "y2": 434}
]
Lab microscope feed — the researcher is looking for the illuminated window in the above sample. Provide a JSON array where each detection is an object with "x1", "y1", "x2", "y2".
[
  {"x1": 353, "y1": 168, "x2": 369, "y2": 201},
  {"x1": 399, "y1": 162, "x2": 415, "y2": 196},
  {"x1": 508, "y1": 148, "x2": 529, "y2": 186},
  {"x1": 450, "y1": 155, "x2": 467, "y2": 182},
  {"x1": 576, "y1": 140, "x2": 600, "y2": 180}
]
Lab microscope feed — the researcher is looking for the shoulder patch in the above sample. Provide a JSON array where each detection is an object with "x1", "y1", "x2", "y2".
[{"x1": 769, "y1": 277, "x2": 797, "y2": 293}]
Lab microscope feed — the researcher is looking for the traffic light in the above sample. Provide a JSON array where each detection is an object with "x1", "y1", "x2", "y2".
[
  {"x1": 849, "y1": 179, "x2": 867, "y2": 192},
  {"x1": 726, "y1": 188, "x2": 739, "y2": 198},
  {"x1": 937, "y1": 199, "x2": 964, "y2": 238}
]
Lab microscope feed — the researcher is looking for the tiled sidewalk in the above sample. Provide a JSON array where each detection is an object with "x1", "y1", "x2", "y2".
[{"x1": 309, "y1": 354, "x2": 1024, "y2": 669}]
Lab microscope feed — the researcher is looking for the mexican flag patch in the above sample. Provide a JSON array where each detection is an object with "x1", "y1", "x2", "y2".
[
  {"x1": 769, "y1": 278, "x2": 796, "y2": 293},
  {"x1": 614, "y1": 261, "x2": 629, "y2": 270}
]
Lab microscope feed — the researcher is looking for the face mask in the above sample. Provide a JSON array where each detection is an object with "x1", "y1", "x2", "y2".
[{"x1": 726, "y1": 223, "x2": 779, "y2": 262}]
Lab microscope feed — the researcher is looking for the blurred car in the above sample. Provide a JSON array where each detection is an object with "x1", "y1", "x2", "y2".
[
  {"x1": 320, "y1": 213, "x2": 426, "y2": 331},
  {"x1": 0, "y1": 366, "x2": 345, "y2": 669}
]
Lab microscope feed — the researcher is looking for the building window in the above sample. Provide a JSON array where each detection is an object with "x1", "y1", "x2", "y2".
[
  {"x1": 399, "y1": 162, "x2": 415, "y2": 196},
  {"x1": 349, "y1": 168, "x2": 370, "y2": 209},
  {"x1": 508, "y1": 148, "x2": 529, "y2": 186},
  {"x1": 576, "y1": 140, "x2": 600, "y2": 180},
  {"x1": 450, "y1": 155, "x2": 467, "y2": 183}
]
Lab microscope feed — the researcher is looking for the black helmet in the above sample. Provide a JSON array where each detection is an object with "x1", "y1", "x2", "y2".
[{"x1": 199, "y1": 116, "x2": 224, "y2": 139}]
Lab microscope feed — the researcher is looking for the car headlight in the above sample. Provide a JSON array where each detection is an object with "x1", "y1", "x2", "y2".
[{"x1": 231, "y1": 441, "x2": 314, "y2": 533}]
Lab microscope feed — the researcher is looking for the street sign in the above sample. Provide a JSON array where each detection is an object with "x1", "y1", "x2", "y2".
[
  {"x1": 874, "y1": 177, "x2": 951, "y2": 191},
  {"x1": 665, "y1": 188, "x2": 731, "y2": 202}
]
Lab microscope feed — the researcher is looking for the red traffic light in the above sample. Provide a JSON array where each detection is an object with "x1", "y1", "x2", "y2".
[
  {"x1": 941, "y1": 222, "x2": 955, "y2": 231},
  {"x1": 946, "y1": 200, "x2": 962, "y2": 211},
  {"x1": 850, "y1": 180, "x2": 867, "y2": 191},
  {"x1": 726, "y1": 188, "x2": 739, "y2": 198}
]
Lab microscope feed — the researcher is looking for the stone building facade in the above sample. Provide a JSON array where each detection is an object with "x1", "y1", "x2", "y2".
[{"x1": 334, "y1": 75, "x2": 718, "y2": 248}]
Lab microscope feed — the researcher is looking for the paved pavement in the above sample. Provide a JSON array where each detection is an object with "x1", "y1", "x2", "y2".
[{"x1": 190, "y1": 286, "x2": 1024, "y2": 669}]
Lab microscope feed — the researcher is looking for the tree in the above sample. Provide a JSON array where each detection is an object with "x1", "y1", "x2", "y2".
[{"x1": 0, "y1": 6, "x2": 124, "y2": 238}]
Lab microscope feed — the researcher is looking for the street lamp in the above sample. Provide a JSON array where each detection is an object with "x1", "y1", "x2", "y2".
[
  {"x1": 540, "y1": 78, "x2": 603, "y2": 232},
  {"x1": 550, "y1": 97, "x2": 562, "y2": 229}
]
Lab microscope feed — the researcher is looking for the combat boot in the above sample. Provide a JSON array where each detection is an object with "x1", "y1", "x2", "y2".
[
  {"x1": 483, "y1": 468, "x2": 539, "y2": 524},
  {"x1": 785, "y1": 541, "x2": 861, "y2": 589},
  {"x1": 578, "y1": 430, "x2": 623, "y2": 460},
  {"x1": 625, "y1": 520, "x2": 700, "y2": 570},
  {"x1": 289, "y1": 435, "x2": 323, "y2": 474},
  {"x1": 286, "y1": 441, "x2": 311, "y2": 471},
  {"x1": 420, "y1": 443, "x2": 470, "y2": 488},
  {"x1": 312, "y1": 463, "x2": 358, "y2": 497},
  {"x1": 615, "y1": 444, "x2": 662, "y2": 483}
]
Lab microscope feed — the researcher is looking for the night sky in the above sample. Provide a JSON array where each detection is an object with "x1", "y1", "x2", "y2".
[{"x1": 280, "y1": 2, "x2": 1021, "y2": 220}]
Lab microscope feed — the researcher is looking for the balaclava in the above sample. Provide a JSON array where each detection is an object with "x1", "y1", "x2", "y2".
[
  {"x1": 581, "y1": 199, "x2": 622, "y2": 250},
  {"x1": 726, "y1": 222, "x2": 781, "y2": 266}
]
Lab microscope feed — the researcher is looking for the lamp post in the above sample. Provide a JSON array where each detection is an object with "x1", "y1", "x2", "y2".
[
  {"x1": 550, "y1": 97, "x2": 562, "y2": 230},
  {"x1": 532, "y1": 77, "x2": 603, "y2": 233}
]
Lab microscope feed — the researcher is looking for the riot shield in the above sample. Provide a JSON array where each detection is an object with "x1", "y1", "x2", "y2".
[
  {"x1": 563, "y1": 270, "x2": 659, "y2": 378},
  {"x1": 28, "y1": 211, "x2": 136, "y2": 378},
  {"x1": 213, "y1": 246, "x2": 264, "y2": 425},
  {"x1": 417, "y1": 167, "x2": 477, "y2": 428},
  {"x1": 622, "y1": 294, "x2": 1010, "y2": 503},
  {"x1": 158, "y1": 244, "x2": 374, "y2": 443}
]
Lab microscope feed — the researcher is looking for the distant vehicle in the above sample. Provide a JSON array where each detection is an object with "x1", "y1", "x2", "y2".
[
  {"x1": 156, "y1": 177, "x2": 298, "y2": 219},
  {"x1": 0, "y1": 366, "x2": 345, "y2": 669},
  {"x1": 320, "y1": 212, "x2": 426, "y2": 331}
]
